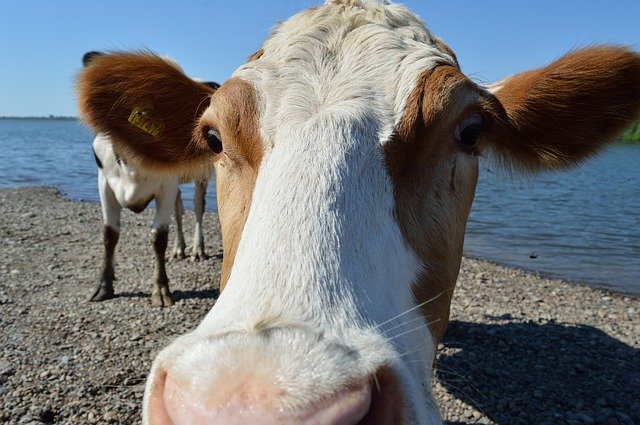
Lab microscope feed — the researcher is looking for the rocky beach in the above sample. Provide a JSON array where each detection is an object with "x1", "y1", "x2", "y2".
[{"x1": 1, "y1": 187, "x2": 638, "y2": 424}]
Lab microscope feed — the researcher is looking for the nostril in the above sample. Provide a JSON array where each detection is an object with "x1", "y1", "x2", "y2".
[
  {"x1": 302, "y1": 382, "x2": 372, "y2": 424},
  {"x1": 144, "y1": 371, "x2": 173, "y2": 425},
  {"x1": 358, "y1": 367, "x2": 404, "y2": 425}
]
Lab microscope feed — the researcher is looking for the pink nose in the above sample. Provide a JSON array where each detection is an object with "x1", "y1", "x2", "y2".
[{"x1": 147, "y1": 372, "x2": 373, "y2": 425}]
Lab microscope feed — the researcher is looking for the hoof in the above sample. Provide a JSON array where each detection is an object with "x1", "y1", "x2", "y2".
[
  {"x1": 190, "y1": 249, "x2": 209, "y2": 262},
  {"x1": 151, "y1": 287, "x2": 174, "y2": 307},
  {"x1": 89, "y1": 284, "x2": 114, "y2": 302},
  {"x1": 169, "y1": 248, "x2": 187, "y2": 261}
]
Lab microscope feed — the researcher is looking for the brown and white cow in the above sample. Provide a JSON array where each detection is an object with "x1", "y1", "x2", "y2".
[
  {"x1": 76, "y1": 1, "x2": 640, "y2": 423},
  {"x1": 81, "y1": 51, "x2": 219, "y2": 307}
]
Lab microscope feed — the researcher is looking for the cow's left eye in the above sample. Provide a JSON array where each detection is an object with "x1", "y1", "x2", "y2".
[
  {"x1": 455, "y1": 113, "x2": 484, "y2": 147},
  {"x1": 205, "y1": 127, "x2": 223, "y2": 154}
]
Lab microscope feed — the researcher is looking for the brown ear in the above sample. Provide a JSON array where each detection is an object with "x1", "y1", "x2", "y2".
[
  {"x1": 485, "y1": 46, "x2": 640, "y2": 171},
  {"x1": 76, "y1": 51, "x2": 217, "y2": 173}
]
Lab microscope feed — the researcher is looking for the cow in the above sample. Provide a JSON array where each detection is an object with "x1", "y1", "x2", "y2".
[
  {"x1": 76, "y1": 1, "x2": 640, "y2": 422},
  {"x1": 82, "y1": 51, "x2": 219, "y2": 307}
]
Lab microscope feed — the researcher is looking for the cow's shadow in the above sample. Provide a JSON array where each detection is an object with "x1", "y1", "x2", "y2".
[
  {"x1": 171, "y1": 288, "x2": 219, "y2": 301},
  {"x1": 116, "y1": 288, "x2": 219, "y2": 301},
  {"x1": 437, "y1": 319, "x2": 640, "y2": 425}
]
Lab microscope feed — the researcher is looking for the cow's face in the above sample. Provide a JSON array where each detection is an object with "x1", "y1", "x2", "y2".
[
  {"x1": 76, "y1": 1, "x2": 640, "y2": 424},
  {"x1": 158, "y1": 4, "x2": 479, "y2": 423}
]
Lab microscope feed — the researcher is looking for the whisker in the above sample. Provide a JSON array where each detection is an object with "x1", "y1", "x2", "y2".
[
  {"x1": 374, "y1": 290, "x2": 448, "y2": 331},
  {"x1": 434, "y1": 364, "x2": 488, "y2": 399},
  {"x1": 384, "y1": 319, "x2": 440, "y2": 344},
  {"x1": 151, "y1": 327, "x2": 175, "y2": 342},
  {"x1": 373, "y1": 373, "x2": 381, "y2": 394},
  {"x1": 435, "y1": 381, "x2": 485, "y2": 409},
  {"x1": 396, "y1": 347, "x2": 425, "y2": 360},
  {"x1": 194, "y1": 94, "x2": 212, "y2": 121},
  {"x1": 100, "y1": 383, "x2": 145, "y2": 389},
  {"x1": 384, "y1": 314, "x2": 431, "y2": 336},
  {"x1": 402, "y1": 359, "x2": 432, "y2": 365},
  {"x1": 434, "y1": 365, "x2": 470, "y2": 381}
]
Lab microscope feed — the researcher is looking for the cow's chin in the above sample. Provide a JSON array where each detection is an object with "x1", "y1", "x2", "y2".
[{"x1": 142, "y1": 325, "x2": 441, "y2": 424}]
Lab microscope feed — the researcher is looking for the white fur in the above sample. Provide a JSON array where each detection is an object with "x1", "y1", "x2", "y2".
[
  {"x1": 145, "y1": 1, "x2": 458, "y2": 423},
  {"x1": 93, "y1": 133, "x2": 209, "y2": 255}
]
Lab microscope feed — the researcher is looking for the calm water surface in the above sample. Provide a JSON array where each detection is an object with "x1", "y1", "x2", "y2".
[
  {"x1": 1, "y1": 119, "x2": 638, "y2": 294},
  {"x1": 0, "y1": 119, "x2": 204, "y2": 210}
]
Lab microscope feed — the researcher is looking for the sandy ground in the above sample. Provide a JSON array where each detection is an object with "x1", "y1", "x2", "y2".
[{"x1": 0, "y1": 187, "x2": 638, "y2": 425}]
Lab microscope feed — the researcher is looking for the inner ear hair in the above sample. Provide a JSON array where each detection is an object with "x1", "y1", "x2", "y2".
[{"x1": 485, "y1": 46, "x2": 640, "y2": 171}]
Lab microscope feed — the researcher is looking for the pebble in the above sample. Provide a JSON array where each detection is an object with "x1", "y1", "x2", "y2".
[{"x1": 103, "y1": 411, "x2": 118, "y2": 422}]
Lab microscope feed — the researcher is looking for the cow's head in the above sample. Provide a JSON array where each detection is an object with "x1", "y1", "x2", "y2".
[{"x1": 77, "y1": 1, "x2": 640, "y2": 423}]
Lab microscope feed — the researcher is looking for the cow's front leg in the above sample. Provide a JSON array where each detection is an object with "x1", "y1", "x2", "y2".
[
  {"x1": 150, "y1": 226, "x2": 172, "y2": 306},
  {"x1": 150, "y1": 184, "x2": 178, "y2": 307},
  {"x1": 90, "y1": 225, "x2": 119, "y2": 301},
  {"x1": 170, "y1": 188, "x2": 187, "y2": 260},
  {"x1": 191, "y1": 179, "x2": 208, "y2": 261},
  {"x1": 90, "y1": 170, "x2": 121, "y2": 301}
]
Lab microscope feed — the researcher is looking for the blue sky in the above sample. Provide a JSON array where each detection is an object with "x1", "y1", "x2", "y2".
[{"x1": 1, "y1": 0, "x2": 638, "y2": 117}]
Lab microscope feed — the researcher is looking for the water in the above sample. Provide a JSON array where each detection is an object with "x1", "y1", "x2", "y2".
[
  {"x1": 0, "y1": 119, "x2": 210, "y2": 211},
  {"x1": 1, "y1": 119, "x2": 638, "y2": 294},
  {"x1": 467, "y1": 148, "x2": 640, "y2": 294}
]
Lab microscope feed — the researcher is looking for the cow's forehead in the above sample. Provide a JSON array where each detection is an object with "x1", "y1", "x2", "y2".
[{"x1": 231, "y1": 0, "x2": 457, "y2": 143}]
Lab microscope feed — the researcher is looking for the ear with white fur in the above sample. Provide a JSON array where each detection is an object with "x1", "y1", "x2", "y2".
[
  {"x1": 483, "y1": 46, "x2": 640, "y2": 171},
  {"x1": 76, "y1": 52, "x2": 217, "y2": 174}
]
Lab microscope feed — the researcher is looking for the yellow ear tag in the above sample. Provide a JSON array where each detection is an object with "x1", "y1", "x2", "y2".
[{"x1": 128, "y1": 107, "x2": 165, "y2": 138}]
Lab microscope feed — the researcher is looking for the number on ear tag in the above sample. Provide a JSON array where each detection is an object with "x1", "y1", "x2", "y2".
[{"x1": 128, "y1": 107, "x2": 165, "y2": 138}]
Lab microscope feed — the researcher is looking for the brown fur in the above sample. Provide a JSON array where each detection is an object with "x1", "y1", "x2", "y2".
[
  {"x1": 433, "y1": 37, "x2": 459, "y2": 68},
  {"x1": 386, "y1": 47, "x2": 640, "y2": 343},
  {"x1": 195, "y1": 79, "x2": 265, "y2": 291},
  {"x1": 76, "y1": 52, "x2": 217, "y2": 174},
  {"x1": 386, "y1": 67, "x2": 481, "y2": 342},
  {"x1": 485, "y1": 46, "x2": 640, "y2": 171},
  {"x1": 247, "y1": 49, "x2": 264, "y2": 62}
]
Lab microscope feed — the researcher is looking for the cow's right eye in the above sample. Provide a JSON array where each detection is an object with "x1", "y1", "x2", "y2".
[
  {"x1": 454, "y1": 113, "x2": 484, "y2": 147},
  {"x1": 205, "y1": 127, "x2": 223, "y2": 154}
]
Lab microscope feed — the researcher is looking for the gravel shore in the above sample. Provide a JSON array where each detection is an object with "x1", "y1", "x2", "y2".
[{"x1": 1, "y1": 187, "x2": 638, "y2": 424}]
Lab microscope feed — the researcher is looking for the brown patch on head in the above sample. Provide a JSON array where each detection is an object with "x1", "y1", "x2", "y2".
[
  {"x1": 76, "y1": 52, "x2": 217, "y2": 174},
  {"x1": 246, "y1": 49, "x2": 264, "y2": 62},
  {"x1": 385, "y1": 66, "x2": 484, "y2": 343},
  {"x1": 386, "y1": 47, "x2": 640, "y2": 343},
  {"x1": 196, "y1": 78, "x2": 264, "y2": 291},
  {"x1": 433, "y1": 37, "x2": 459, "y2": 68}
]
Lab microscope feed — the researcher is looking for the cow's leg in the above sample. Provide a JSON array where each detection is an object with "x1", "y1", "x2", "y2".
[
  {"x1": 170, "y1": 188, "x2": 187, "y2": 260},
  {"x1": 191, "y1": 179, "x2": 208, "y2": 261},
  {"x1": 90, "y1": 170, "x2": 121, "y2": 301},
  {"x1": 150, "y1": 184, "x2": 178, "y2": 307}
]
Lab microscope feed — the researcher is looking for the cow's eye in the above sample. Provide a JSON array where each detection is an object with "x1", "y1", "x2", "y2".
[
  {"x1": 455, "y1": 113, "x2": 484, "y2": 147},
  {"x1": 205, "y1": 127, "x2": 223, "y2": 154}
]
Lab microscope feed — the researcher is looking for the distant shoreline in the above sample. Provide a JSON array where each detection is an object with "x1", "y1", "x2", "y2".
[
  {"x1": 621, "y1": 121, "x2": 640, "y2": 143},
  {"x1": 2, "y1": 116, "x2": 638, "y2": 143},
  {"x1": 0, "y1": 116, "x2": 77, "y2": 121}
]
